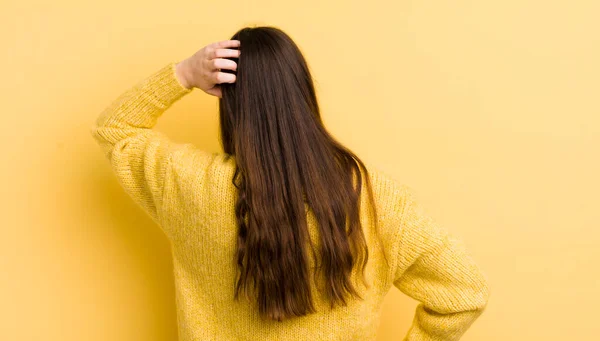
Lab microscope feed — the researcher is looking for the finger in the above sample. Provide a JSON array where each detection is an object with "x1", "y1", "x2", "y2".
[
  {"x1": 210, "y1": 40, "x2": 241, "y2": 49},
  {"x1": 213, "y1": 71, "x2": 236, "y2": 84},
  {"x1": 211, "y1": 58, "x2": 237, "y2": 71},
  {"x1": 209, "y1": 48, "x2": 241, "y2": 59}
]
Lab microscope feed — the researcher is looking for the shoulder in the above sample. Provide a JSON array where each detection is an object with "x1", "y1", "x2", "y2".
[
  {"x1": 361, "y1": 164, "x2": 419, "y2": 248},
  {"x1": 169, "y1": 145, "x2": 230, "y2": 171},
  {"x1": 168, "y1": 147, "x2": 237, "y2": 187},
  {"x1": 363, "y1": 163, "x2": 414, "y2": 218}
]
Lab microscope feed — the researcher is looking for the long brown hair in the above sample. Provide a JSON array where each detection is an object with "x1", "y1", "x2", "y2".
[{"x1": 218, "y1": 26, "x2": 388, "y2": 322}]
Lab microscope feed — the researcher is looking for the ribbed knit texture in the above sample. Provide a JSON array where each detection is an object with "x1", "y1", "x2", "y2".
[{"x1": 90, "y1": 62, "x2": 491, "y2": 341}]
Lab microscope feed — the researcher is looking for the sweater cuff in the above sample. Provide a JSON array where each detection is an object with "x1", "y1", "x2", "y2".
[{"x1": 144, "y1": 62, "x2": 193, "y2": 109}]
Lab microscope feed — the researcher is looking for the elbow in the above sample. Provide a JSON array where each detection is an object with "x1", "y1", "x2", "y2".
[
  {"x1": 90, "y1": 125, "x2": 98, "y2": 139},
  {"x1": 90, "y1": 125, "x2": 105, "y2": 146},
  {"x1": 471, "y1": 274, "x2": 491, "y2": 313},
  {"x1": 89, "y1": 125, "x2": 116, "y2": 159},
  {"x1": 454, "y1": 270, "x2": 491, "y2": 314}
]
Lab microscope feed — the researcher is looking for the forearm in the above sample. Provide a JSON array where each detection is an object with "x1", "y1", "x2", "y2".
[
  {"x1": 175, "y1": 59, "x2": 194, "y2": 90},
  {"x1": 89, "y1": 62, "x2": 195, "y2": 224},
  {"x1": 93, "y1": 63, "x2": 192, "y2": 134},
  {"x1": 404, "y1": 306, "x2": 485, "y2": 341},
  {"x1": 393, "y1": 186, "x2": 490, "y2": 340}
]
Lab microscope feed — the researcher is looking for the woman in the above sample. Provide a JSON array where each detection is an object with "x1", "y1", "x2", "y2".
[{"x1": 91, "y1": 26, "x2": 490, "y2": 340}]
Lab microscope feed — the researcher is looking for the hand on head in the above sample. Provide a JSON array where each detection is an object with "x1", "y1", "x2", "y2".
[{"x1": 175, "y1": 40, "x2": 241, "y2": 97}]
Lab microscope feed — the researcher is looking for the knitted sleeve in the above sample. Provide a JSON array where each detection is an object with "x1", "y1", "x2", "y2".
[
  {"x1": 392, "y1": 186, "x2": 491, "y2": 340},
  {"x1": 90, "y1": 62, "x2": 203, "y2": 225}
]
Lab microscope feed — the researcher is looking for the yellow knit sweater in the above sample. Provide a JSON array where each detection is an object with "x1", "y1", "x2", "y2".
[{"x1": 91, "y1": 62, "x2": 490, "y2": 341}]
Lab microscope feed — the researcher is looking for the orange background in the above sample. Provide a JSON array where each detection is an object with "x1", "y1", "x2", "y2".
[{"x1": 2, "y1": 1, "x2": 599, "y2": 340}]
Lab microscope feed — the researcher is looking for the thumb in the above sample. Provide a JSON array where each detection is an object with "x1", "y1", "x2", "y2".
[{"x1": 205, "y1": 85, "x2": 222, "y2": 98}]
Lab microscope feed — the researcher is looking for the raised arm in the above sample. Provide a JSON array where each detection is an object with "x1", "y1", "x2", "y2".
[
  {"x1": 90, "y1": 40, "x2": 241, "y2": 226},
  {"x1": 392, "y1": 186, "x2": 491, "y2": 340},
  {"x1": 90, "y1": 62, "x2": 194, "y2": 223}
]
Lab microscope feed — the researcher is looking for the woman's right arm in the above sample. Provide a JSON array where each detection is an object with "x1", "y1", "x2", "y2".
[{"x1": 392, "y1": 186, "x2": 491, "y2": 340}]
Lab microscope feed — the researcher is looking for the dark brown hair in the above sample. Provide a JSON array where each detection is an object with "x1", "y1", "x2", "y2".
[{"x1": 218, "y1": 26, "x2": 388, "y2": 322}]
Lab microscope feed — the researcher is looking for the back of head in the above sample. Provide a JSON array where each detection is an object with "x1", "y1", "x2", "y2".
[{"x1": 218, "y1": 26, "x2": 386, "y2": 322}]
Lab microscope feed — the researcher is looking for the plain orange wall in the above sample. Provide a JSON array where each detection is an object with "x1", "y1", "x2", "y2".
[{"x1": 2, "y1": 1, "x2": 599, "y2": 340}]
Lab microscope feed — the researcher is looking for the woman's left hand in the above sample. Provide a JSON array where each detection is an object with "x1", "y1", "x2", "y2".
[{"x1": 175, "y1": 40, "x2": 241, "y2": 97}]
